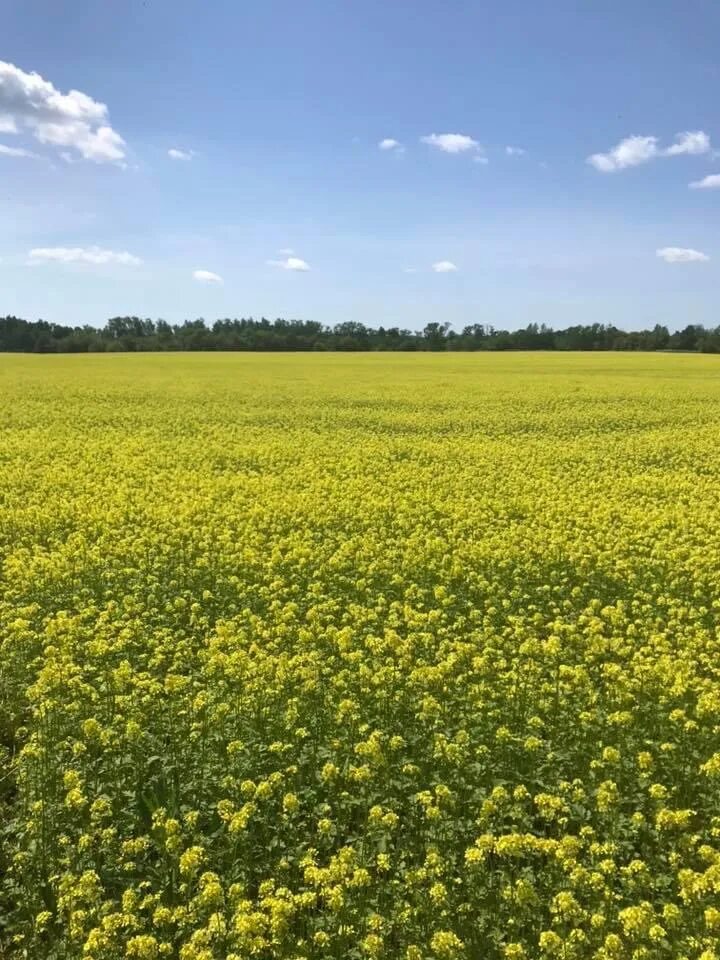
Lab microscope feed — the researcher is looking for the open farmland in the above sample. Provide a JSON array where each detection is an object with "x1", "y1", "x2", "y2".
[{"x1": 2, "y1": 352, "x2": 720, "y2": 960}]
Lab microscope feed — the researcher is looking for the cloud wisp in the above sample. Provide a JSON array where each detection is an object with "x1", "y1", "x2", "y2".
[
  {"x1": 193, "y1": 269, "x2": 223, "y2": 283},
  {"x1": 588, "y1": 135, "x2": 659, "y2": 172},
  {"x1": 268, "y1": 256, "x2": 310, "y2": 271},
  {"x1": 656, "y1": 247, "x2": 709, "y2": 263},
  {"x1": 0, "y1": 142, "x2": 38, "y2": 158},
  {"x1": 0, "y1": 60, "x2": 126, "y2": 164},
  {"x1": 689, "y1": 174, "x2": 720, "y2": 190},
  {"x1": 29, "y1": 246, "x2": 141, "y2": 265},
  {"x1": 421, "y1": 133, "x2": 480, "y2": 155},
  {"x1": 664, "y1": 131, "x2": 710, "y2": 156},
  {"x1": 379, "y1": 138, "x2": 403, "y2": 152},
  {"x1": 588, "y1": 130, "x2": 711, "y2": 172}
]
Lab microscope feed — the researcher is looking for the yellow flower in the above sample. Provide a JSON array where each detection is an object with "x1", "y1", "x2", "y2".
[
  {"x1": 34, "y1": 911, "x2": 53, "y2": 931},
  {"x1": 430, "y1": 931, "x2": 464, "y2": 957},
  {"x1": 701, "y1": 753, "x2": 720, "y2": 777},
  {"x1": 179, "y1": 846, "x2": 205, "y2": 877},
  {"x1": 126, "y1": 935, "x2": 160, "y2": 959},
  {"x1": 429, "y1": 882, "x2": 447, "y2": 905},
  {"x1": 538, "y1": 931, "x2": 563, "y2": 954},
  {"x1": 362, "y1": 933, "x2": 384, "y2": 956},
  {"x1": 596, "y1": 780, "x2": 619, "y2": 812},
  {"x1": 228, "y1": 803, "x2": 256, "y2": 834}
]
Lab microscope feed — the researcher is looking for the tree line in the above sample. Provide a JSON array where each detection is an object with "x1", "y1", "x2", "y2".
[{"x1": 2, "y1": 315, "x2": 720, "y2": 353}]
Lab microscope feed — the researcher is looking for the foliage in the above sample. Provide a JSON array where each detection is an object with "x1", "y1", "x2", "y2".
[
  {"x1": 2, "y1": 315, "x2": 720, "y2": 353},
  {"x1": 1, "y1": 352, "x2": 720, "y2": 959}
]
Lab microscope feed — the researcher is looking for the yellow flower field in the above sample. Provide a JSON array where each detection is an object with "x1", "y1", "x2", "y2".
[{"x1": 1, "y1": 352, "x2": 720, "y2": 960}]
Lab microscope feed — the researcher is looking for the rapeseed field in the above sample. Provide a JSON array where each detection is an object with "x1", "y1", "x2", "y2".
[{"x1": 1, "y1": 352, "x2": 720, "y2": 960}]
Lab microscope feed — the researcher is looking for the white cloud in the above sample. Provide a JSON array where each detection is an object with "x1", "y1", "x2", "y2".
[
  {"x1": 421, "y1": 133, "x2": 480, "y2": 154},
  {"x1": 268, "y1": 256, "x2": 310, "y2": 271},
  {"x1": 379, "y1": 138, "x2": 402, "y2": 151},
  {"x1": 656, "y1": 246, "x2": 709, "y2": 263},
  {"x1": 588, "y1": 135, "x2": 659, "y2": 172},
  {"x1": 193, "y1": 269, "x2": 223, "y2": 283},
  {"x1": 35, "y1": 122, "x2": 125, "y2": 164},
  {"x1": 29, "y1": 246, "x2": 141, "y2": 265},
  {"x1": 506, "y1": 146, "x2": 526, "y2": 156},
  {"x1": 0, "y1": 60, "x2": 125, "y2": 164},
  {"x1": 432, "y1": 260, "x2": 458, "y2": 273},
  {"x1": 589, "y1": 130, "x2": 712, "y2": 172},
  {"x1": 168, "y1": 148, "x2": 193, "y2": 160},
  {"x1": 689, "y1": 173, "x2": 720, "y2": 189},
  {"x1": 473, "y1": 155, "x2": 489, "y2": 165},
  {"x1": 278, "y1": 247, "x2": 295, "y2": 255},
  {"x1": 402, "y1": 267, "x2": 418, "y2": 274},
  {"x1": 664, "y1": 131, "x2": 710, "y2": 156},
  {"x1": 0, "y1": 142, "x2": 37, "y2": 158}
]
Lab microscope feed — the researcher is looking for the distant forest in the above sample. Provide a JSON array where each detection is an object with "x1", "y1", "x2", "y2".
[{"x1": 2, "y1": 315, "x2": 720, "y2": 353}]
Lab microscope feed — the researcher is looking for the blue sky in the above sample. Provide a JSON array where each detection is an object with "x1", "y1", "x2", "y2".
[{"x1": 2, "y1": 0, "x2": 719, "y2": 331}]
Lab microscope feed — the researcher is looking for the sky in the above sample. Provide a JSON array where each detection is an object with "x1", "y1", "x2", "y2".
[{"x1": 1, "y1": 0, "x2": 719, "y2": 332}]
